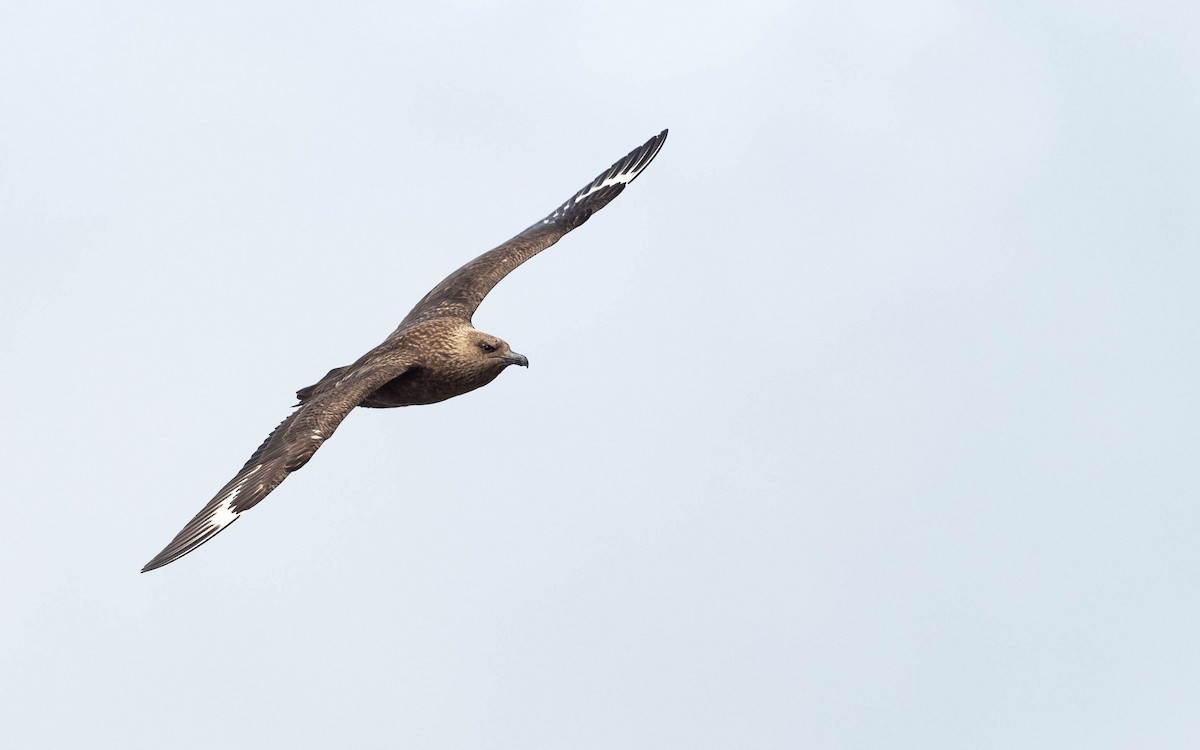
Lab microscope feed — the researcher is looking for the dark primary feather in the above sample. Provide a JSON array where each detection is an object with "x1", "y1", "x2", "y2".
[{"x1": 142, "y1": 129, "x2": 667, "y2": 572}]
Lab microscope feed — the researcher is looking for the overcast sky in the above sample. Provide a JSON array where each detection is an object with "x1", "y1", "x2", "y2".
[{"x1": 2, "y1": 1, "x2": 1198, "y2": 748}]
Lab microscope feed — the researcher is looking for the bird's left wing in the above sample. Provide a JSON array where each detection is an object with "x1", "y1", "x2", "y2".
[
  {"x1": 141, "y1": 356, "x2": 412, "y2": 572},
  {"x1": 398, "y1": 129, "x2": 667, "y2": 328}
]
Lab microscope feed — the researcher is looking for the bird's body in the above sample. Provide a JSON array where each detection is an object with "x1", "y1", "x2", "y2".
[
  {"x1": 142, "y1": 130, "x2": 667, "y2": 572},
  {"x1": 296, "y1": 319, "x2": 521, "y2": 409}
]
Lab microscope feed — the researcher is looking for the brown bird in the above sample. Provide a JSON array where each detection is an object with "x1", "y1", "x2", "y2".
[{"x1": 142, "y1": 130, "x2": 668, "y2": 572}]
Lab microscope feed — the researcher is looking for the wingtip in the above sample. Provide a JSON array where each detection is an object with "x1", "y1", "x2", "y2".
[
  {"x1": 141, "y1": 514, "x2": 242, "y2": 573},
  {"x1": 140, "y1": 546, "x2": 196, "y2": 574},
  {"x1": 140, "y1": 550, "x2": 177, "y2": 574},
  {"x1": 141, "y1": 550, "x2": 176, "y2": 573}
]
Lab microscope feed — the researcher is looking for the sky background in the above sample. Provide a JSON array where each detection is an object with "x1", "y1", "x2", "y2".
[{"x1": 2, "y1": 1, "x2": 1198, "y2": 747}]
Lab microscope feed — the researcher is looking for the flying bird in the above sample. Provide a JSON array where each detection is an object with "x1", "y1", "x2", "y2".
[{"x1": 142, "y1": 129, "x2": 668, "y2": 572}]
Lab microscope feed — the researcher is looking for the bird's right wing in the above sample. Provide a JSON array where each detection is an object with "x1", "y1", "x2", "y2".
[
  {"x1": 141, "y1": 355, "x2": 412, "y2": 572},
  {"x1": 398, "y1": 129, "x2": 668, "y2": 328}
]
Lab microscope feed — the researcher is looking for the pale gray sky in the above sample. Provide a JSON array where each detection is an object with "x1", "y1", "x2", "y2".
[{"x1": 2, "y1": 1, "x2": 1198, "y2": 747}]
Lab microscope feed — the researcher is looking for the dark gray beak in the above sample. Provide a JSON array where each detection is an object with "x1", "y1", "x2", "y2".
[{"x1": 502, "y1": 351, "x2": 529, "y2": 368}]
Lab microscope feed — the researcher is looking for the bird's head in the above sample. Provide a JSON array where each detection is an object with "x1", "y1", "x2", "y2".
[{"x1": 464, "y1": 330, "x2": 529, "y2": 372}]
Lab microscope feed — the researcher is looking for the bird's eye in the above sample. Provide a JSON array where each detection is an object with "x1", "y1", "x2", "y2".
[{"x1": 480, "y1": 342, "x2": 496, "y2": 353}]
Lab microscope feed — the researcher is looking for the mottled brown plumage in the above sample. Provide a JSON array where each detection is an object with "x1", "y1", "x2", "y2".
[{"x1": 142, "y1": 130, "x2": 667, "y2": 572}]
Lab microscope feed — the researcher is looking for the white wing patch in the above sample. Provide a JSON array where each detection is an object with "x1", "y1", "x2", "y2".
[
  {"x1": 208, "y1": 464, "x2": 262, "y2": 529},
  {"x1": 573, "y1": 169, "x2": 642, "y2": 204},
  {"x1": 541, "y1": 131, "x2": 666, "y2": 225},
  {"x1": 542, "y1": 168, "x2": 643, "y2": 225}
]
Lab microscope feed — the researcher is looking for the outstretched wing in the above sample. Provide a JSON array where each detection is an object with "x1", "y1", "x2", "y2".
[
  {"x1": 141, "y1": 357, "x2": 412, "y2": 572},
  {"x1": 399, "y1": 129, "x2": 668, "y2": 328}
]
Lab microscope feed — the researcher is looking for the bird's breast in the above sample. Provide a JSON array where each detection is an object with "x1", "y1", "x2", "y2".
[{"x1": 358, "y1": 364, "x2": 503, "y2": 409}]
